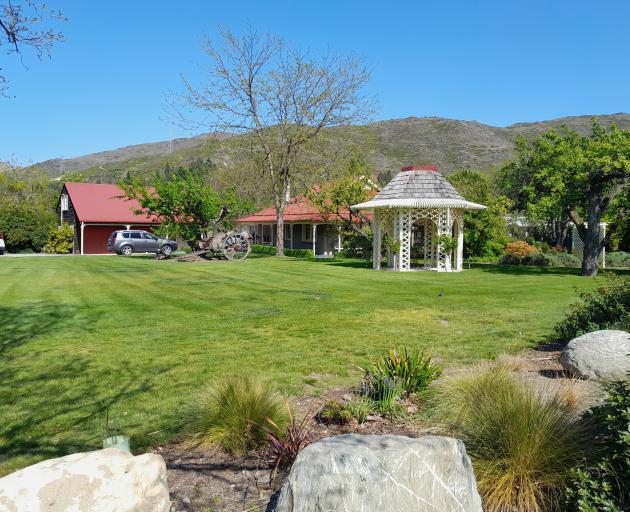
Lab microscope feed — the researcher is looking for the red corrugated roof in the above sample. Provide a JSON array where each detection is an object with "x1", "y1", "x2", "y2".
[
  {"x1": 64, "y1": 182, "x2": 158, "y2": 224},
  {"x1": 237, "y1": 194, "x2": 356, "y2": 223}
]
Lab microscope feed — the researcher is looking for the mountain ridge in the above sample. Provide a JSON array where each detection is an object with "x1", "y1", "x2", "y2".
[{"x1": 26, "y1": 113, "x2": 630, "y2": 182}]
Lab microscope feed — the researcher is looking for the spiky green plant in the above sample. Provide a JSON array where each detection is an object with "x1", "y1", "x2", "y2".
[
  {"x1": 181, "y1": 375, "x2": 288, "y2": 455},
  {"x1": 366, "y1": 347, "x2": 441, "y2": 397},
  {"x1": 345, "y1": 397, "x2": 376, "y2": 424},
  {"x1": 427, "y1": 366, "x2": 595, "y2": 512}
]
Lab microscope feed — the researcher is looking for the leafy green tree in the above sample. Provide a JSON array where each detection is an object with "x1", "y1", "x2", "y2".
[
  {"x1": 0, "y1": 167, "x2": 56, "y2": 252},
  {"x1": 120, "y1": 171, "x2": 248, "y2": 249},
  {"x1": 0, "y1": 203, "x2": 54, "y2": 252},
  {"x1": 448, "y1": 170, "x2": 511, "y2": 258},
  {"x1": 499, "y1": 122, "x2": 630, "y2": 276},
  {"x1": 307, "y1": 157, "x2": 376, "y2": 257},
  {"x1": 59, "y1": 171, "x2": 84, "y2": 183},
  {"x1": 606, "y1": 188, "x2": 630, "y2": 251}
]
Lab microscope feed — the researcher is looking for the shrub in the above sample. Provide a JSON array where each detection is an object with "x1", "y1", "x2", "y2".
[
  {"x1": 181, "y1": 375, "x2": 288, "y2": 455},
  {"x1": 316, "y1": 400, "x2": 352, "y2": 425},
  {"x1": 606, "y1": 251, "x2": 630, "y2": 268},
  {"x1": 265, "y1": 399, "x2": 311, "y2": 476},
  {"x1": 566, "y1": 380, "x2": 630, "y2": 511},
  {"x1": 554, "y1": 274, "x2": 630, "y2": 343},
  {"x1": 345, "y1": 397, "x2": 375, "y2": 424},
  {"x1": 364, "y1": 347, "x2": 441, "y2": 398},
  {"x1": 505, "y1": 240, "x2": 538, "y2": 258},
  {"x1": 251, "y1": 244, "x2": 314, "y2": 258},
  {"x1": 45, "y1": 224, "x2": 74, "y2": 254},
  {"x1": 545, "y1": 252, "x2": 581, "y2": 268},
  {"x1": 251, "y1": 244, "x2": 276, "y2": 255},
  {"x1": 427, "y1": 365, "x2": 595, "y2": 512},
  {"x1": 499, "y1": 252, "x2": 581, "y2": 268}
]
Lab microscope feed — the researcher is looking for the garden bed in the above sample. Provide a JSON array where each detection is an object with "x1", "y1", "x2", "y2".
[{"x1": 156, "y1": 346, "x2": 603, "y2": 512}]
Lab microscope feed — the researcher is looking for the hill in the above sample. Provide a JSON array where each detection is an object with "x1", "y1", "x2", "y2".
[{"x1": 27, "y1": 113, "x2": 630, "y2": 187}]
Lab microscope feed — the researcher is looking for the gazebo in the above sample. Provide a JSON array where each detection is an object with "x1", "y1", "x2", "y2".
[{"x1": 351, "y1": 166, "x2": 486, "y2": 272}]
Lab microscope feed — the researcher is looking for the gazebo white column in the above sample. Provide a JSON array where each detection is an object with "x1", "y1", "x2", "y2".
[
  {"x1": 372, "y1": 209, "x2": 382, "y2": 270},
  {"x1": 456, "y1": 214, "x2": 464, "y2": 271},
  {"x1": 398, "y1": 209, "x2": 411, "y2": 272}
]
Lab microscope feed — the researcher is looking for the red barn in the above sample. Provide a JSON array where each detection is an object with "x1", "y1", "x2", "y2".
[{"x1": 56, "y1": 183, "x2": 159, "y2": 254}]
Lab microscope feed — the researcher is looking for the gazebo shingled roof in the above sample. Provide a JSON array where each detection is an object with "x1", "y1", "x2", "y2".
[{"x1": 351, "y1": 166, "x2": 486, "y2": 210}]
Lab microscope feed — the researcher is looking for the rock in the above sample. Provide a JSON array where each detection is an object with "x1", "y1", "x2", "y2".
[
  {"x1": 560, "y1": 329, "x2": 630, "y2": 381},
  {"x1": 274, "y1": 434, "x2": 482, "y2": 512},
  {"x1": 0, "y1": 448, "x2": 170, "y2": 512}
]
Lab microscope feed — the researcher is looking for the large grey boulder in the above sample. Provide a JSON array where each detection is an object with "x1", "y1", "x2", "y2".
[
  {"x1": 560, "y1": 329, "x2": 630, "y2": 381},
  {"x1": 0, "y1": 448, "x2": 170, "y2": 512},
  {"x1": 274, "y1": 434, "x2": 482, "y2": 512}
]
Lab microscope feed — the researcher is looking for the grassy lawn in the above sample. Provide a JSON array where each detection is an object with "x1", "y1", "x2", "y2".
[{"x1": 0, "y1": 255, "x2": 599, "y2": 474}]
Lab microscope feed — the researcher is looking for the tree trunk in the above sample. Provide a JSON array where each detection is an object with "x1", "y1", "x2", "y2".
[
  {"x1": 580, "y1": 197, "x2": 605, "y2": 277},
  {"x1": 276, "y1": 208, "x2": 285, "y2": 256}
]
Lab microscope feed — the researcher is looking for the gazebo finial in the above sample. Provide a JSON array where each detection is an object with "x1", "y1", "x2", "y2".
[{"x1": 351, "y1": 166, "x2": 486, "y2": 272}]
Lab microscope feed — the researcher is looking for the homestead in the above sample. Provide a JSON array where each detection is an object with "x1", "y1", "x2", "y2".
[
  {"x1": 237, "y1": 194, "x2": 351, "y2": 258},
  {"x1": 56, "y1": 183, "x2": 158, "y2": 254}
]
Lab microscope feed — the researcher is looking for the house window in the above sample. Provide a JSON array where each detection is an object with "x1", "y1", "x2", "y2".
[
  {"x1": 302, "y1": 224, "x2": 314, "y2": 242},
  {"x1": 60, "y1": 194, "x2": 69, "y2": 212},
  {"x1": 262, "y1": 225, "x2": 272, "y2": 244},
  {"x1": 284, "y1": 224, "x2": 292, "y2": 241}
]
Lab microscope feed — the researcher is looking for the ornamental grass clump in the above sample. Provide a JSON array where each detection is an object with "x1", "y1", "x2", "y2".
[
  {"x1": 182, "y1": 375, "x2": 288, "y2": 456},
  {"x1": 427, "y1": 365, "x2": 595, "y2": 512}
]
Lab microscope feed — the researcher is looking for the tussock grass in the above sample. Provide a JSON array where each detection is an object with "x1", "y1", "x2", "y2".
[
  {"x1": 181, "y1": 375, "x2": 287, "y2": 455},
  {"x1": 427, "y1": 364, "x2": 595, "y2": 512}
]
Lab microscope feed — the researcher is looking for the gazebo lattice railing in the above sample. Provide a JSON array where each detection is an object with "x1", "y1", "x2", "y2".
[
  {"x1": 352, "y1": 166, "x2": 485, "y2": 273},
  {"x1": 373, "y1": 207, "x2": 465, "y2": 272}
]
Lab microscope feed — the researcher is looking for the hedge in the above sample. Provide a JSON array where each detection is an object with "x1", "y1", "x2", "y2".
[{"x1": 251, "y1": 244, "x2": 314, "y2": 258}]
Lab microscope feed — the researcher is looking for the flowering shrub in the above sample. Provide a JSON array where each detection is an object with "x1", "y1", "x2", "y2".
[{"x1": 505, "y1": 240, "x2": 538, "y2": 258}]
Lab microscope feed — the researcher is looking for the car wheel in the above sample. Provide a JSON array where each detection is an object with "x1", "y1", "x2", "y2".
[
  {"x1": 161, "y1": 244, "x2": 173, "y2": 257},
  {"x1": 120, "y1": 245, "x2": 133, "y2": 256}
]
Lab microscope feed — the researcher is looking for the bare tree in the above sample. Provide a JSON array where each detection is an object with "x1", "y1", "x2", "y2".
[
  {"x1": 1, "y1": 1, "x2": 64, "y2": 95},
  {"x1": 171, "y1": 29, "x2": 374, "y2": 256}
]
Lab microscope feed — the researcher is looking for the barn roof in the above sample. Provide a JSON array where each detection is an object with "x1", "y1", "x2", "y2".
[
  {"x1": 63, "y1": 182, "x2": 158, "y2": 224},
  {"x1": 351, "y1": 166, "x2": 486, "y2": 210},
  {"x1": 237, "y1": 193, "x2": 355, "y2": 223}
]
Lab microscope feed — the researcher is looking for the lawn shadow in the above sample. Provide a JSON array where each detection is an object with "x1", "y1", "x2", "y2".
[
  {"x1": 307, "y1": 259, "x2": 372, "y2": 270},
  {"x1": 475, "y1": 264, "x2": 630, "y2": 277},
  {"x1": 474, "y1": 264, "x2": 581, "y2": 276},
  {"x1": 0, "y1": 303, "x2": 79, "y2": 356},
  {"x1": 0, "y1": 303, "x2": 162, "y2": 467}
]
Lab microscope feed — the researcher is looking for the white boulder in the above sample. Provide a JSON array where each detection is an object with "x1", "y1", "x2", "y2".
[
  {"x1": 0, "y1": 448, "x2": 170, "y2": 512},
  {"x1": 274, "y1": 434, "x2": 482, "y2": 512},
  {"x1": 560, "y1": 329, "x2": 630, "y2": 381}
]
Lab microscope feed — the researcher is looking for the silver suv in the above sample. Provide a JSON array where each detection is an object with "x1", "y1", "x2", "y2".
[{"x1": 107, "y1": 230, "x2": 177, "y2": 256}]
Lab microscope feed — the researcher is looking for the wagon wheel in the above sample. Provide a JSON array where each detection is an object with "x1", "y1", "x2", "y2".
[{"x1": 222, "y1": 233, "x2": 250, "y2": 260}]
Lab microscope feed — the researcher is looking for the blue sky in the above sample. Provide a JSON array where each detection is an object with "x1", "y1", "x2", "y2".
[{"x1": 1, "y1": 0, "x2": 629, "y2": 164}]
